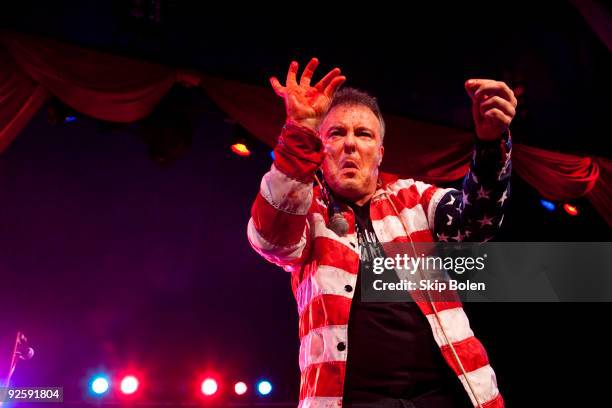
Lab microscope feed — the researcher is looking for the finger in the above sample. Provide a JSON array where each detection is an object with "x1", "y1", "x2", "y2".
[
  {"x1": 479, "y1": 96, "x2": 516, "y2": 118},
  {"x1": 484, "y1": 108, "x2": 512, "y2": 128},
  {"x1": 465, "y1": 79, "x2": 492, "y2": 98},
  {"x1": 269, "y1": 76, "x2": 285, "y2": 97},
  {"x1": 300, "y1": 57, "x2": 319, "y2": 87},
  {"x1": 471, "y1": 90, "x2": 483, "y2": 123},
  {"x1": 286, "y1": 61, "x2": 299, "y2": 87},
  {"x1": 324, "y1": 75, "x2": 346, "y2": 98},
  {"x1": 314, "y1": 68, "x2": 341, "y2": 92},
  {"x1": 475, "y1": 81, "x2": 517, "y2": 107}
]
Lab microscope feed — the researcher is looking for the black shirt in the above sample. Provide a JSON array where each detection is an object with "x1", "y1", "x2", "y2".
[{"x1": 342, "y1": 200, "x2": 472, "y2": 407}]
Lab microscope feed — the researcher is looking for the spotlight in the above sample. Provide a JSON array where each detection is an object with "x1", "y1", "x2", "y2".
[
  {"x1": 201, "y1": 378, "x2": 218, "y2": 396},
  {"x1": 540, "y1": 199, "x2": 555, "y2": 212},
  {"x1": 563, "y1": 203, "x2": 579, "y2": 216},
  {"x1": 47, "y1": 98, "x2": 79, "y2": 125},
  {"x1": 231, "y1": 141, "x2": 251, "y2": 157},
  {"x1": 120, "y1": 375, "x2": 139, "y2": 395},
  {"x1": 229, "y1": 122, "x2": 254, "y2": 157},
  {"x1": 257, "y1": 380, "x2": 272, "y2": 396},
  {"x1": 89, "y1": 375, "x2": 110, "y2": 396},
  {"x1": 234, "y1": 381, "x2": 248, "y2": 395}
]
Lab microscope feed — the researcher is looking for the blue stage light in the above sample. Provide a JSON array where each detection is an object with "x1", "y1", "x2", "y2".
[
  {"x1": 89, "y1": 375, "x2": 110, "y2": 396},
  {"x1": 540, "y1": 199, "x2": 555, "y2": 211},
  {"x1": 257, "y1": 380, "x2": 272, "y2": 396}
]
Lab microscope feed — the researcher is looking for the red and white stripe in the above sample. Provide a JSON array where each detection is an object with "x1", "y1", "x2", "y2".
[
  {"x1": 260, "y1": 164, "x2": 313, "y2": 215},
  {"x1": 425, "y1": 307, "x2": 475, "y2": 346},
  {"x1": 371, "y1": 207, "x2": 430, "y2": 243},
  {"x1": 458, "y1": 364, "x2": 501, "y2": 407},
  {"x1": 299, "y1": 324, "x2": 348, "y2": 372},
  {"x1": 295, "y1": 265, "x2": 357, "y2": 315},
  {"x1": 247, "y1": 217, "x2": 308, "y2": 270},
  {"x1": 298, "y1": 397, "x2": 343, "y2": 408}
]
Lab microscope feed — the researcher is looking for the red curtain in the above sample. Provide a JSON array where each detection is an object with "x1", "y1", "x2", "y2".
[
  {"x1": 513, "y1": 143, "x2": 600, "y2": 200},
  {"x1": 0, "y1": 41, "x2": 49, "y2": 153},
  {"x1": 586, "y1": 157, "x2": 612, "y2": 226},
  {"x1": 0, "y1": 31, "x2": 176, "y2": 130},
  {"x1": 1, "y1": 31, "x2": 610, "y2": 225}
]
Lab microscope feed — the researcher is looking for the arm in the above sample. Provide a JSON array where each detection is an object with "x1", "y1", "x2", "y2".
[
  {"x1": 247, "y1": 58, "x2": 346, "y2": 271},
  {"x1": 431, "y1": 79, "x2": 517, "y2": 242},
  {"x1": 432, "y1": 134, "x2": 511, "y2": 242}
]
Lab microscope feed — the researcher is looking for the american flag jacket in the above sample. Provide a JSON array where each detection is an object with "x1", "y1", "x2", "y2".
[{"x1": 248, "y1": 122, "x2": 511, "y2": 408}]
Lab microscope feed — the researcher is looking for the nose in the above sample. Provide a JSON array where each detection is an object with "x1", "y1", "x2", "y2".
[{"x1": 343, "y1": 131, "x2": 357, "y2": 154}]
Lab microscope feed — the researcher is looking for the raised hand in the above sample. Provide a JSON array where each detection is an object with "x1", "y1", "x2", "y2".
[
  {"x1": 270, "y1": 58, "x2": 346, "y2": 131},
  {"x1": 465, "y1": 79, "x2": 517, "y2": 141}
]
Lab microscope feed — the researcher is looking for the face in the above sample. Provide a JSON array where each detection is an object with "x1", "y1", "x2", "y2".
[{"x1": 320, "y1": 104, "x2": 384, "y2": 204}]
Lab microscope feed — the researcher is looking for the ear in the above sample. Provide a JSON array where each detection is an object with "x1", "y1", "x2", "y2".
[{"x1": 378, "y1": 145, "x2": 384, "y2": 167}]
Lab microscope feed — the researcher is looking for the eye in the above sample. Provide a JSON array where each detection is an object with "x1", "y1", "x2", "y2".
[
  {"x1": 328, "y1": 128, "x2": 344, "y2": 137},
  {"x1": 357, "y1": 130, "x2": 373, "y2": 138}
]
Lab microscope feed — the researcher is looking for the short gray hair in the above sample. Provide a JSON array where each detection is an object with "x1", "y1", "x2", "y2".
[{"x1": 328, "y1": 87, "x2": 386, "y2": 141}]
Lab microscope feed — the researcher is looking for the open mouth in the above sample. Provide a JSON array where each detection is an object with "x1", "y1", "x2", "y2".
[{"x1": 342, "y1": 160, "x2": 359, "y2": 170}]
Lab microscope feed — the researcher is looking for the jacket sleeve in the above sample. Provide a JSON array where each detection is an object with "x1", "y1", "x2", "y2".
[
  {"x1": 247, "y1": 122, "x2": 325, "y2": 271},
  {"x1": 427, "y1": 133, "x2": 512, "y2": 242}
]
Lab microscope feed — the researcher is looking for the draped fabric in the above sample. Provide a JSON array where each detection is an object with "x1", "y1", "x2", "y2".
[
  {"x1": 513, "y1": 144, "x2": 600, "y2": 200},
  {"x1": 0, "y1": 41, "x2": 49, "y2": 153},
  {"x1": 586, "y1": 157, "x2": 612, "y2": 226},
  {"x1": 0, "y1": 32, "x2": 176, "y2": 124},
  {"x1": 1, "y1": 31, "x2": 609, "y2": 225}
]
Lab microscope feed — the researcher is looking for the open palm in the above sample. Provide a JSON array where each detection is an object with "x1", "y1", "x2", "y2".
[{"x1": 270, "y1": 58, "x2": 346, "y2": 128}]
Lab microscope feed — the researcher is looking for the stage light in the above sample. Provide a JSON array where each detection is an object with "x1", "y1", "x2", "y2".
[
  {"x1": 229, "y1": 123, "x2": 254, "y2": 157},
  {"x1": 257, "y1": 380, "x2": 272, "y2": 396},
  {"x1": 90, "y1": 375, "x2": 110, "y2": 395},
  {"x1": 231, "y1": 142, "x2": 251, "y2": 157},
  {"x1": 120, "y1": 375, "x2": 139, "y2": 395},
  {"x1": 47, "y1": 99, "x2": 79, "y2": 125},
  {"x1": 540, "y1": 199, "x2": 555, "y2": 211},
  {"x1": 563, "y1": 203, "x2": 579, "y2": 216},
  {"x1": 234, "y1": 381, "x2": 247, "y2": 395},
  {"x1": 201, "y1": 378, "x2": 218, "y2": 396}
]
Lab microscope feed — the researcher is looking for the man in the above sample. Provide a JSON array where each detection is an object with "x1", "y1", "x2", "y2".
[{"x1": 247, "y1": 58, "x2": 515, "y2": 408}]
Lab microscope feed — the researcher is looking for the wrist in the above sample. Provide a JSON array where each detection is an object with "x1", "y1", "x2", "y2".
[{"x1": 286, "y1": 117, "x2": 320, "y2": 133}]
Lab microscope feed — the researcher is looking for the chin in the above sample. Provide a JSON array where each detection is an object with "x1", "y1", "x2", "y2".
[{"x1": 333, "y1": 181, "x2": 363, "y2": 200}]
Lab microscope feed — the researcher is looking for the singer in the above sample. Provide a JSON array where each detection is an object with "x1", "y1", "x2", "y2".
[{"x1": 247, "y1": 58, "x2": 516, "y2": 408}]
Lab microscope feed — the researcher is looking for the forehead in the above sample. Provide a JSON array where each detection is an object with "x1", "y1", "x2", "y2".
[{"x1": 321, "y1": 104, "x2": 381, "y2": 131}]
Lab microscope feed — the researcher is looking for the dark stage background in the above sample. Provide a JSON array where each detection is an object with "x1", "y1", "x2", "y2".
[{"x1": 1, "y1": 2, "x2": 610, "y2": 406}]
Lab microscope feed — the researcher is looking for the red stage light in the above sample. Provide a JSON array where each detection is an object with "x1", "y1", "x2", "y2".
[
  {"x1": 563, "y1": 203, "x2": 579, "y2": 216},
  {"x1": 231, "y1": 143, "x2": 251, "y2": 157},
  {"x1": 120, "y1": 375, "x2": 139, "y2": 395}
]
